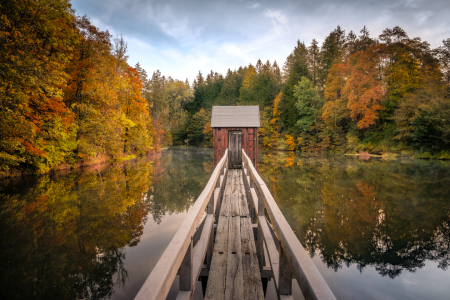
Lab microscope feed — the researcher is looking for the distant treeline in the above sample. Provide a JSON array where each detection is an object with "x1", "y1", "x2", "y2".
[
  {"x1": 2, "y1": 1, "x2": 450, "y2": 176},
  {"x1": 175, "y1": 26, "x2": 450, "y2": 159}
]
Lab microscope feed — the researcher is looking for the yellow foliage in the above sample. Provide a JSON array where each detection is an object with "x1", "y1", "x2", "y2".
[{"x1": 285, "y1": 134, "x2": 296, "y2": 151}]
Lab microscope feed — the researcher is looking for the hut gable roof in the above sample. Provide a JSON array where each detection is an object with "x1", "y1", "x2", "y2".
[{"x1": 210, "y1": 106, "x2": 260, "y2": 128}]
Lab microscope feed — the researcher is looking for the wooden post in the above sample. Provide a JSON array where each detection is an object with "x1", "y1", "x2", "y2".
[
  {"x1": 208, "y1": 191, "x2": 214, "y2": 214},
  {"x1": 180, "y1": 237, "x2": 193, "y2": 291},
  {"x1": 254, "y1": 180, "x2": 265, "y2": 269},
  {"x1": 278, "y1": 244, "x2": 293, "y2": 297},
  {"x1": 207, "y1": 193, "x2": 214, "y2": 266}
]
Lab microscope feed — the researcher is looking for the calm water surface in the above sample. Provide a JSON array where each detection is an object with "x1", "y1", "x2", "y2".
[
  {"x1": 259, "y1": 151, "x2": 450, "y2": 300},
  {"x1": 1, "y1": 148, "x2": 449, "y2": 299}
]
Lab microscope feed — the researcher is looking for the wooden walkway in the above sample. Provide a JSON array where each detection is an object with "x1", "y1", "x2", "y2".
[
  {"x1": 135, "y1": 149, "x2": 336, "y2": 300},
  {"x1": 205, "y1": 169, "x2": 264, "y2": 300}
]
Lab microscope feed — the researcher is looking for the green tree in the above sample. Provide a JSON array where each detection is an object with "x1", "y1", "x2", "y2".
[
  {"x1": 185, "y1": 108, "x2": 211, "y2": 146},
  {"x1": 393, "y1": 82, "x2": 450, "y2": 151},
  {"x1": 216, "y1": 69, "x2": 240, "y2": 105},
  {"x1": 294, "y1": 77, "x2": 324, "y2": 135},
  {"x1": 308, "y1": 39, "x2": 320, "y2": 86},
  {"x1": 164, "y1": 79, "x2": 193, "y2": 135},
  {"x1": 319, "y1": 26, "x2": 347, "y2": 86},
  {"x1": 282, "y1": 40, "x2": 311, "y2": 129}
]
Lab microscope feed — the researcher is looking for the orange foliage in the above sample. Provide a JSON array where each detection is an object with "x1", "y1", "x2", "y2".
[
  {"x1": 323, "y1": 47, "x2": 384, "y2": 129},
  {"x1": 344, "y1": 49, "x2": 383, "y2": 129},
  {"x1": 285, "y1": 134, "x2": 296, "y2": 151},
  {"x1": 322, "y1": 63, "x2": 348, "y2": 126},
  {"x1": 203, "y1": 122, "x2": 213, "y2": 136},
  {"x1": 284, "y1": 152, "x2": 295, "y2": 167}
]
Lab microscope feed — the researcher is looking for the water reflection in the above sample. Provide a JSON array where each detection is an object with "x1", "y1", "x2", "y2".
[
  {"x1": 147, "y1": 149, "x2": 214, "y2": 224},
  {"x1": 259, "y1": 152, "x2": 450, "y2": 279},
  {"x1": 0, "y1": 148, "x2": 213, "y2": 300}
]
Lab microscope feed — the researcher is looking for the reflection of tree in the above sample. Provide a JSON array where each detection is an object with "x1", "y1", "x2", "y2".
[
  {"x1": 146, "y1": 148, "x2": 213, "y2": 224},
  {"x1": 0, "y1": 158, "x2": 152, "y2": 300},
  {"x1": 259, "y1": 153, "x2": 450, "y2": 278}
]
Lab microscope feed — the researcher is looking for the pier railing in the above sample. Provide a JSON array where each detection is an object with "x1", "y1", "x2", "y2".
[
  {"x1": 242, "y1": 149, "x2": 336, "y2": 300},
  {"x1": 135, "y1": 149, "x2": 228, "y2": 300}
]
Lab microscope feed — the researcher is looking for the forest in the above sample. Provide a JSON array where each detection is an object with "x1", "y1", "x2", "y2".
[
  {"x1": 1, "y1": 0, "x2": 450, "y2": 176},
  {"x1": 177, "y1": 26, "x2": 450, "y2": 158}
]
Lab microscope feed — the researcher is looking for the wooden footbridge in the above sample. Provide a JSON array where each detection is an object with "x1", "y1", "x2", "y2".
[{"x1": 135, "y1": 149, "x2": 336, "y2": 300}]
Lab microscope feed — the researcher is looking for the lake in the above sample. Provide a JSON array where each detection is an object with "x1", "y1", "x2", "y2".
[{"x1": 1, "y1": 148, "x2": 449, "y2": 299}]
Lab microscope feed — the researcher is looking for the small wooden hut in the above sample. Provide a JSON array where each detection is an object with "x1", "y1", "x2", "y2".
[{"x1": 211, "y1": 106, "x2": 260, "y2": 169}]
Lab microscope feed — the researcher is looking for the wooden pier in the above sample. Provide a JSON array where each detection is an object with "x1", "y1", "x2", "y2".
[
  {"x1": 135, "y1": 149, "x2": 336, "y2": 300},
  {"x1": 204, "y1": 169, "x2": 264, "y2": 300}
]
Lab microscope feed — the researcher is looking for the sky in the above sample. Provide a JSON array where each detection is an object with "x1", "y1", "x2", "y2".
[{"x1": 71, "y1": 0, "x2": 450, "y2": 83}]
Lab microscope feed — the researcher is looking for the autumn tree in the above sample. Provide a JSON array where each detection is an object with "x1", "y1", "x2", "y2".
[
  {"x1": 260, "y1": 92, "x2": 283, "y2": 148},
  {"x1": 322, "y1": 62, "x2": 348, "y2": 128},
  {"x1": 121, "y1": 67, "x2": 153, "y2": 154},
  {"x1": 343, "y1": 48, "x2": 384, "y2": 129},
  {"x1": 239, "y1": 65, "x2": 258, "y2": 104},
  {"x1": 1, "y1": 3, "x2": 157, "y2": 175},
  {"x1": 0, "y1": 0, "x2": 77, "y2": 173}
]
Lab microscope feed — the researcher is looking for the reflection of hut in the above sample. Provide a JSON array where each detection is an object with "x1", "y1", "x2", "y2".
[{"x1": 210, "y1": 106, "x2": 260, "y2": 169}]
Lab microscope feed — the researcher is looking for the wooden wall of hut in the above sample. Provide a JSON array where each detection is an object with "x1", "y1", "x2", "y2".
[{"x1": 213, "y1": 127, "x2": 258, "y2": 169}]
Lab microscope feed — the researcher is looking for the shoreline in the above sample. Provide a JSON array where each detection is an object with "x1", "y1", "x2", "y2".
[
  {"x1": 3, "y1": 146, "x2": 449, "y2": 179},
  {"x1": 0, "y1": 150, "x2": 163, "y2": 180}
]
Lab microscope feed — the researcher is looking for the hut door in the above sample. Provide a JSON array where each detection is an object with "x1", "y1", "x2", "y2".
[{"x1": 228, "y1": 130, "x2": 242, "y2": 169}]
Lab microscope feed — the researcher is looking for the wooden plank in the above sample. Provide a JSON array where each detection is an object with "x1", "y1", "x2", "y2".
[
  {"x1": 135, "y1": 150, "x2": 228, "y2": 300},
  {"x1": 225, "y1": 170, "x2": 244, "y2": 300},
  {"x1": 204, "y1": 171, "x2": 233, "y2": 300},
  {"x1": 241, "y1": 217, "x2": 264, "y2": 300},
  {"x1": 230, "y1": 171, "x2": 240, "y2": 217},
  {"x1": 225, "y1": 213, "x2": 243, "y2": 299},
  {"x1": 216, "y1": 167, "x2": 228, "y2": 220},
  {"x1": 238, "y1": 173, "x2": 250, "y2": 217},
  {"x1": 238, "y1": 171, "x2": 264, "y2": 300}
]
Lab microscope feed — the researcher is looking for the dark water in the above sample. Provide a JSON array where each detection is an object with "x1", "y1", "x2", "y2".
[
  {"x1": 1, "y1": 148, "x2": 449, "y2": 299},
  {"x1": 258, "y1": 151, "x2": 450, "y2": 300},
  {"x1": 0, "y1": 148, "x2": 212, "y2": 300}
]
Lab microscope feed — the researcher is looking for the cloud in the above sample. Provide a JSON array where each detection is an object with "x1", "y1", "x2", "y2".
[
  {"x1": 71, "y1": 0, "x2": 450, "y2": 83},
  {"x1": 264, "y1": 9, "x2": 288, "y2": 25},
  {"x1": 415, "y1": 11, "x2": 433, "y2": 26},
  {"x1": 264, "y1": 9, "x2": 288, "y2": 36}
]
